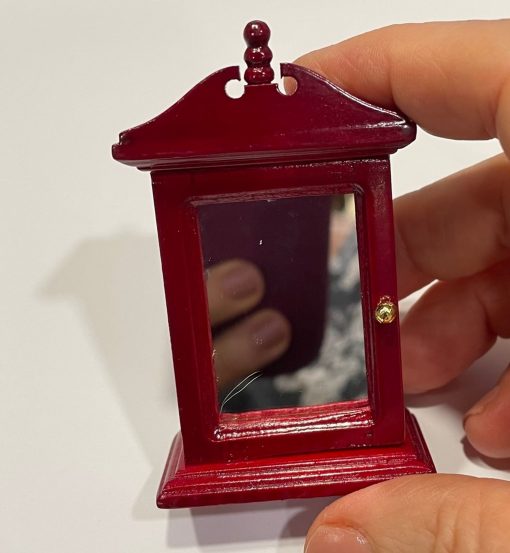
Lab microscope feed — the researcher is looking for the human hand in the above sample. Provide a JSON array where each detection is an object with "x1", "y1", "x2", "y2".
[
  {"x1": 295, "y1": 20, "x2": 510, "y2": 552},
  {"x1": 304, "y1": 474, "x2": 510, "y2": 552},
  {"x1": 205, "y1": 259, "x2": 291, "y2": 391}
]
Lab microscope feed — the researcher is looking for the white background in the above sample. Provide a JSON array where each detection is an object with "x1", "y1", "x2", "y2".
[{"x1": 1, "y1": 1, "x2": 509, "y2": 552}]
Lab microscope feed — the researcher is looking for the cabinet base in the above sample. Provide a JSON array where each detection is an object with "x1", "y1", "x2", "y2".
[{"x1": 157, "y1": 410, "x2": 434, "y2": 508}]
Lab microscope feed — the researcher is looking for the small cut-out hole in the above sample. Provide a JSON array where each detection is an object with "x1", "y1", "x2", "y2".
[
  {"x1": 277, "y1": 76, "x2": 298, "y2": 96},
  {"x1": 225, "y1": 79, "x2": 244, "y2": 99}
]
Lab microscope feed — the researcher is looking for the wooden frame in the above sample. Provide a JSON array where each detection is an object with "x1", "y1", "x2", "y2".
[
  {"x1": 152, "y1": 159, "x2": 405, "y2": 465},
  {"x1": 113, "y1": 20, "x2": 435, "y2": 508}
]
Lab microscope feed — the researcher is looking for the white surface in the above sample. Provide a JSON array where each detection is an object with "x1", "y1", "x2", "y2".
[{"x1": 1, "y1": 2, "x2": 508, "y2": 552}]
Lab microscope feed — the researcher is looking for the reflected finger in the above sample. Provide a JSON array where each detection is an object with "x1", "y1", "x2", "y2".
[
  {"x1": 206, "y1": 259, "x2": 265, "y2": 326},
  {"x1": 214, "y1": 308, "x2": 291, "y2": 391}
]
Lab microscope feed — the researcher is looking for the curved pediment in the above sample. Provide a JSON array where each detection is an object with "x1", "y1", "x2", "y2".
[{"x1": 113, "y1": 62, "x2": 415, "y2": 171}]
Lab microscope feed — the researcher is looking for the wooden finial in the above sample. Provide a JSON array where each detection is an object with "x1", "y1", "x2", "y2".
[{"x1": 243, "y1": 20, "x2": 274, "y2": 85}]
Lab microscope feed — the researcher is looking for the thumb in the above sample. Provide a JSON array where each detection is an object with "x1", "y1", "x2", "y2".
[{"x1": 304, "y1": 474, "x2": 510, "y2": 552}]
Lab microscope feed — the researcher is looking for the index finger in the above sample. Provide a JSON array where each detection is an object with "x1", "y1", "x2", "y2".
[{"x1": 295, "y1": 20, "x2": 510, "y2": 154}]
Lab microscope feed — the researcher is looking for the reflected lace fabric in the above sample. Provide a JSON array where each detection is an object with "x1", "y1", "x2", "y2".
[
  {"x1": 273, "y1": 229, "x2": 366, "y2": 405},
  {"x1": 221, "y1": 230, "x2": 366, "y2": 412}
]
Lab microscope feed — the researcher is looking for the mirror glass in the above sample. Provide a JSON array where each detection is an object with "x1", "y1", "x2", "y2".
[{"x1": 197, "y1": 194, "x2": 366, "y2": 413}]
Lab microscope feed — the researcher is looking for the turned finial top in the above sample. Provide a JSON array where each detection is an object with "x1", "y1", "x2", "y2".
[{"x1": 243, "y1": 20, "x2": 274, "y2": 85}]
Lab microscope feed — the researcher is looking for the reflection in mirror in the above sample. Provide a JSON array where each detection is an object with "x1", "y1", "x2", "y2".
[{"x1": 197, "y1": 194, "x2": 366, "y2": 413}]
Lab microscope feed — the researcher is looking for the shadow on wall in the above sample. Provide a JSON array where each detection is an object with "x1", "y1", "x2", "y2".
[
  {"x1": 41, "y1": 230, "x2": 175, "y2": 520},
  {"x1": 40, "y1": 229, "x2": 333, "y2": 548}
]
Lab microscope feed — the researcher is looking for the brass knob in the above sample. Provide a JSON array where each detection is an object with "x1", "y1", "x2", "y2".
[{"x1": 375, "y1": 296, "x2": 397, "y2": 324}]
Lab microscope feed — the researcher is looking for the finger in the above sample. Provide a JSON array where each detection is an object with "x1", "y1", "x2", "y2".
[
  {"x1": 295, "y1": 20, "x2": 510, "y2": 153},
  {"x1": 304, "y1": 474, "x2": 510, "y2": 553},
  {"x1": 214, "y1": 308, "x2": 291, "y2": 390},
  {"x1": 401, "y1": 258, "x2": 510, "y2": 394},
  {"x1": 394, "y1": 154, "x2": 510, "y2": 298},
  {"x1": 464, "y1": 363, "x2": 510, "y2": 458},
  {"x1": 206, "y1": 259, "x2": 264, "y2": 326}
]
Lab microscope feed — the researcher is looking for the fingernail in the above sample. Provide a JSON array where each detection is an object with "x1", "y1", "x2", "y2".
[
  {"x1": 305, "y1": 526, "x2": 372, "y2": 553},
  {"x1": 221, "y1": 265, "x2": 260, "y2": 300},
  {"x1": 251, "y1": 313, "x2": 288, "y2": 350},
  {"x1": 464, "y1": 385, "x2": 500, "y2": 424}
]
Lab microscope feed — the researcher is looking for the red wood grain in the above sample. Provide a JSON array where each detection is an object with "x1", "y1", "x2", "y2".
[
  {"x1": 112, "y1": 20, "x2": 434, "y2": 508},
  {"x1": 157, "y1": 411, "x2": 434, "y2": 508}
]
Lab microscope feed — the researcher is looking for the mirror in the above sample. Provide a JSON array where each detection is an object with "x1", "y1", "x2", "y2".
[{"x1": 197, "y1": 194, "x2": 366, "y2": 413}]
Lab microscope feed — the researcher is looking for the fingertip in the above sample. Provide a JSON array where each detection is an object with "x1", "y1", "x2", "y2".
[
  {"x1": 399, "y1": 300, "x2": 464, "y2": 394},
  {"x1": 400, "y1": 329, "x2": 442, "y2": 394},
  {"x1": 496, "y1": 78, "x2": 510, "y2": 158},
  {"x1": 214, "y1": 308, "x2": 292, "y2": 390},
  {"x1": 304, "y1": 474, "x2": 510, "y2": 552},
  {"x1": 464, "y1": 370, "x2": 510, "y2": 458},
  {"x1": 220, "y1": 258, "x2": 265, "y2": 302},
  {"x1": 207, "y1": 258, "x2": 265, "y2": 326},
  {"x1": 251, "y1": 308, "x2": 292, "y2": 356},
  {"x1": 399, "y1": 277, "x2": 496, "y2": 394},
  {"x1": 305, "y1": 525, "x2": 371, "y2": 553},
  {"x1": 464, "y1": 417, "x2": 510, "y2": 459},
  {"x1": 304, "y1": 475, "x2": 449, "y2": 552},
  {"x1": 294, "y1": 21, "x2": 510, "y2": 143}
]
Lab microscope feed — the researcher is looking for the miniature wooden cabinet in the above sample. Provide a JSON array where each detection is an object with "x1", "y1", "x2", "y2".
[{"x1": 113, "y1": 20, "x2": 434, "y2": 508}]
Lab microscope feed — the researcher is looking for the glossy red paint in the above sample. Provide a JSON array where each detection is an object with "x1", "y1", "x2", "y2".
[
  {"x1": 112, "y1": 20, "x2": 434, "y2": 508},
  {"x1": 157, "y1": 411, "x2": 432, "y2": 508}
]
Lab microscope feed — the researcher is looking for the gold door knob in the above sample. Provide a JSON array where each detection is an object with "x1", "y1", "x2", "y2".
[{"x1": 375, "y1": 297, "x2": 397, "y2": 324}]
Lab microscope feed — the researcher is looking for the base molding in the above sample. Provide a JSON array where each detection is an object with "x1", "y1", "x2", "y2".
[{"x1": 157, "y1": 410, "x2": 434, "y2": 508}]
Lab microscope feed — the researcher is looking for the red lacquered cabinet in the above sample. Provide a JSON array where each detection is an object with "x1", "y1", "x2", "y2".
[{"x1": 112, "y1": 20, "x2": 434, "y2": 508}]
